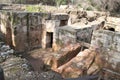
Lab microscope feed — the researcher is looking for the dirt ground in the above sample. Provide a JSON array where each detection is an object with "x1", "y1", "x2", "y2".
[{"x1": 22, "y1": 48, "x2": 55, "y2": 72}]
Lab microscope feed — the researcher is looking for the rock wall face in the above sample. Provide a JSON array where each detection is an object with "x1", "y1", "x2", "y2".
[
  {"x1": 0, "y1": 11, "x2": 69, "y2": 52},
  {"x1": 76, "y1": 27, "x2": 93, "y2": 43},
  {"x1": 42, "y1": 14, "x2": 68, "y2": 49},
  {"x1": 27, "y1": 13, "x2": 44, "y2": 49},
  {"x1": 12, "y1": 13, "x2": 28, "y2": 52},
  {"x1": 91, "y1": 30, "x2": 120, "y2": 73},
  {"x1": 54, "y1": 26, "x2": 76, "y2": 51},
  {"x1": 0, "y1": 11, "x2": 45, "y2": 52},
  {"x1": 0, "y1": 12, "x2": 13, "y2": 47},
  {"x1": 55, "y1": 21, "x2": 104, "y2": 51}
]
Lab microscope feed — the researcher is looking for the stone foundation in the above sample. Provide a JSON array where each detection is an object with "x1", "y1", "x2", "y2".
[
  {"x1": 55, "y1": 21, "x2": 104, "y2": 51},
  {"x1": 0, "y1": 11, "x2": 69, "y2": 52},
  {"x1": 91, "y1": 30, "x2": 120, "y2": 74}
]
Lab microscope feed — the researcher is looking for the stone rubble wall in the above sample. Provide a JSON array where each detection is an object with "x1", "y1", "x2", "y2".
[
  {"x1": 76, "y1": 26, "x2": 94, "y2": 43},
  {"x1": 0, "y1": 11, "x2": 47, "y2": 52},
  {"x1": 90, "y1": 30, "x2": 120, "y2": 73},
  {"x1": 67, "y1": 10, "x2": 107, "y2": 25},
  {"x1": 0, "y1": 11, "x2": 13, "y2": 47},
  {"x1": 0, "y1": 11, "x2": 69, "y2": 52},
  {"x1": 53, "y1": 26, "x2": 76, "y2": 51},
  {"x1": 42, "y1": 20, "x2": 60, "y2": 49},
  {"x1": 0, "y1": 41, "x2": 64, "y2": 80},
  {"x1": 105, "y1": 17, "x2": 120, "y2": 32},
  {"x1": 0, "y1": 9, "x2": 111, "y2": 53},
  {"x1": 52, "y1": 29, "x2": 120, "y2": 79},
  {"x1": 42, "y1": 13, "x2": 68, "y2": 49},
  {"x1": 55, "y1": 21, "x2": 104, "y2": 51}
]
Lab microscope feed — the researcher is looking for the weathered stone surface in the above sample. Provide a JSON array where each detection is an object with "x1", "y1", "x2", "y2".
[
  {"x1": 0, "y1": 11, "x2": 69, "y2": 52},
  {"x1": 68, "y1": 10, "x2": 82, "y2": 25},
  {"x1": 0, "y1": 41, "x2": 65, "y2": 80},
  {"x1": 86, "y1": 11, "x2": 97, "y2": 22},
  {"x1": 0, "y1": 42, "x2": 33, "y2": 80},
  {"x1": 0, "y1": 66, "x2": 5, "y2": 80},
  {"x1": 44, "y1": 43, "x2": 81, "y2": 70},
  {"x1": 42, "y1": 20, "x2": 63, "y2": 49},
  {"x1": 90, "y1": 30, "x2": 120, "y2": 74},
  {"x1": 57, "y1": 43, "x2": 81, "y2": 67},
  {"x1": 54, "y1": 26, "x2": 76, "y2": 51},
  {"x1": 76, "y1": 27, "x2": 93, "y2": 43},
  {"x1": 55, "y1": 21, "x2": 104, "y2": 51},
  {"x1": 56, "y1": 49, "x2": 97, "y2": 78},
  {"x1": 67, "y1": 10, "x2": 106, "y2": 26},
  {"x1": 59, "y1": 5, "x2": 69, "y2": 9},
  {"x1": 64, "y1": 75, "x2": 98, "y2": 80},
  {"x1": 0, "y1": 11, "x2": 44, "y2": 52},
  {"x1": 1, "y1": 55, "x2": 64, "y2": 80},
  {"x1": 45, "y1": 20, "x2": 60, "y2": 32},
  {"x1": 58, "y1": 26, "x2": 76, "y2": 45},
  {"x1": 104, "y1": 17, "x2": 120, "y2": 32},
  {"x1": 0, "y1": 11, "x2": 13, "y2": 47},
  {"x1": 0, "y1": 42, "x2": 14, "y2": 63},
  {"x1": 51, "y1": 13, "x2": 69, "y2": 20}
]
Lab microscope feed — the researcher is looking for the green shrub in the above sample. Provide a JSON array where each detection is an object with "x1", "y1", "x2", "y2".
[{"x1": 25, "y1": 5, "x2": 44, "y2": 12}]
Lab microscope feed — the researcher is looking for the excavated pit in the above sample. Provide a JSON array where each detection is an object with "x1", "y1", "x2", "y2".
[{"x1": 0, "y1": 8, "x2": 120, "y2": 80}]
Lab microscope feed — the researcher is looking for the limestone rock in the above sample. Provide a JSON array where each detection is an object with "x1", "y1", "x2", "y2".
[
  {"x1": 90, "y1": 30, "x2": 120, "y2": 78},
  {"x1": 0, "y1": 42, "x2": 14, "y2": 63},
  {"x1": 56, "y1": 49, "x2": 97, "y2": 78},
  {"x1": 86, "y1": 11, "x2": 97, "y2": 22},
  {"x1": 59, "y1": 5, "x2": 69, "y2": 9}
]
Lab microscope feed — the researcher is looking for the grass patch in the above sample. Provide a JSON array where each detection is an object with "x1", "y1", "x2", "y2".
[{"x1": 25, "y1": 5, "x2": 45, "y2": 12}]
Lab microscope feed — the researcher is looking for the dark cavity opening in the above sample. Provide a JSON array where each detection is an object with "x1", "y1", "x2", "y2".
[
  {"x1": 108, "y1": 28, "x2": 115, "y2": 31},
  {"x1": 46, "y1": 32, "x2": 53, "y2": 48},
  {"x1": 60, "y1": 20, "x2": 67, "y2": 26}
]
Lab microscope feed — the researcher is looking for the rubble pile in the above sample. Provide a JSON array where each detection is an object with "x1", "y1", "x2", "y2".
[
  {"x1": 0, "y1": 42, "x2": 64, "y2": 80},
  {"x1": 0, "y1": 42, "x2": 32, "y2": 79},
  {"x1": 0, "y1": 42, "x2": 14, "y2": 63}
]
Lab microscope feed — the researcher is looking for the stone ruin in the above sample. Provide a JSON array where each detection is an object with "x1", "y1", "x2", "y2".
[
  {"x1": 0, "y1": 8, "x2": 120, "y2": 80},
  {"x1": 0, "y1": 11, "x2": 69, "y2": 52}
]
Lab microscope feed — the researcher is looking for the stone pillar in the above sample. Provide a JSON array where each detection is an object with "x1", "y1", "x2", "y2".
[
  {"x1": 42, "y1": 26, "x2": 47, "y2": 49},
  {"x1": 45, "y1": 20, "x2": 60, "y2": 50},
  {"x1": 42, "y1": 20, "x2": 60, "y2": 49},
  {"x1": 0, "y1": 67, "x2": 4, "y2": 80}
]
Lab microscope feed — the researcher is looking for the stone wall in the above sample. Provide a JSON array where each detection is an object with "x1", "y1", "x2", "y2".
[
  {"x1": 0, "y1": 11, "x2": 13, "y2": 47},
  {"x1": 42, "y1": 13, "x2": 68, "y2": 49},
  {"x1": 76, "y1": 27, "x2": 93, "y2": 43},
  {"x1": 55, "y1": 21, "x2": 104, "y2": 51},
  {"x1": 42, "y1": 20, "x2": 60, "y2": 49},
  {"x1": 90, "y1": 30, "x2": 120, "y2": 73},
  {"x1": 0, "y1": 11, "x2": 69, "y2": 52},
  {"x1": 54, "y1": 26, "x2": 76, "y2": 51},
  {"x1": 0, "y1": 11, "x2": 46, "y2": 52}
]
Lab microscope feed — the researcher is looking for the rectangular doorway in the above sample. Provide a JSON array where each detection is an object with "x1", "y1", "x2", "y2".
[{"x1": 46, "y1": 32, "x2": 53, "y2": 48}]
